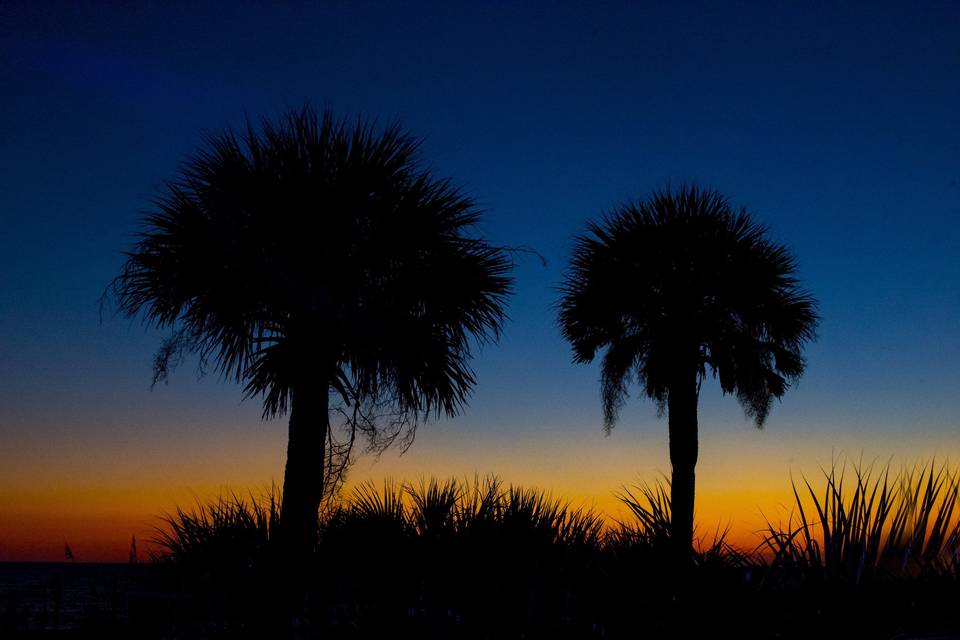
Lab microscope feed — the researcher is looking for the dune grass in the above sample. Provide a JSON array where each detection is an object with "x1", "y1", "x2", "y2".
[
  {"x1": 148, "y1": 462, "x2": 960, "y2": 638},
  {"x1": 760, "y1": 460, "x2": 960, "y2": 583},
  {"x1": 154, "y1": 490, "x2": 280, "y2": 566},
  {"x1": 611, "y1": 479, "x2": 752, "y2": 570},
  {"x1": 333, "y1": 475, "x2": 605, "y2": 546}
]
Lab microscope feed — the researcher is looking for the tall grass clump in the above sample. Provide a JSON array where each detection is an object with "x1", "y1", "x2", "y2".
[
  {"x1": 761, "y1": 460, "x2": 960, "y2": 583},
  {"x1": 318, "y1": 476, "x2": 605, "y2": 635},
  {"x1": 147, "y1": 463, "x2": 960, "y2": 637},
  {"x1": 151, "y1": 489, "x2": 283, "y2": 636},
  {"x1": 154, "y1": 490, "x2": 280, "y2": 567},
  {"x1": 595, "y1": 479, "x2": 753, "y2": 637},
  {"x1": 609, "y1": 479, "x2": 749, "y2": 569}
]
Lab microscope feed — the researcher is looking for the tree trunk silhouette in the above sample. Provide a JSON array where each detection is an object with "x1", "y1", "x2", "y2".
[
  {"x1": 668, "y1": 373, "x2": 699, "y2": 563},
  {"x1": 280, "y1": 385, "x2": 327, "y2": 563}
]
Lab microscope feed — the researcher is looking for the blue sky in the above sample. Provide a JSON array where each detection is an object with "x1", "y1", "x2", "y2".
[{"x1": 1, "y1": 2, "x2": 958, "y2": 552}]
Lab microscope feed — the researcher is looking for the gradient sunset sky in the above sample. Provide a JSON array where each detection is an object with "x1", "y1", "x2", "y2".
[{"x1": 1, "y1": 1, "x2": 958, "y2": 561}]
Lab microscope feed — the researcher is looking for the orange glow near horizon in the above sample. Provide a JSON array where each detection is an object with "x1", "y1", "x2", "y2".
[{"x1": 3, "y1": 421, "x2": 957, "y2": 562}]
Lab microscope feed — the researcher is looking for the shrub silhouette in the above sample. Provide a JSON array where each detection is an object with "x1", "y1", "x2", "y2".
[{"x1": 149, "y1": 465, "x2": 960, "y2": 638}]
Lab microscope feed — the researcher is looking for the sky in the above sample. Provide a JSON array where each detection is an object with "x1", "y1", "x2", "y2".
[{"x1": 1, "y1": 1, "x2": 958, "y2": 561}]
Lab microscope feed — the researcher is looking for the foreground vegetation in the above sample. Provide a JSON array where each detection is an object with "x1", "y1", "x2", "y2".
[
  {"x1": 4, "y1": 461, "x2": 957, "y2": 638},
  {"x1": 136, "y1": 460, "x2": 960, "y2": 639}
]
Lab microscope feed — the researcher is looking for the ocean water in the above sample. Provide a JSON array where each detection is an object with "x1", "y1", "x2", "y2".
[{"x1": 0, "y1": 562, "x2": 162, "y2": 631}]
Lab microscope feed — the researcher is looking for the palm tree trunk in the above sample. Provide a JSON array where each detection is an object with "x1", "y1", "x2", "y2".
[
  {"x1": 668, "y1": 373, "x2": 699, "y2": 563},
  {"x1": 280, "y1": 385, "x2": 328, "y2": 562}
]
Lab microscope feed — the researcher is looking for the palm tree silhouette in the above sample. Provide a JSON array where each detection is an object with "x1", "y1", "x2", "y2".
[
  {"x1": 558, "y1": 185, "x2": 818, "y2": 560},
  {"x1": 108, "y1": 106, "x2": 512, "y2": 560}
]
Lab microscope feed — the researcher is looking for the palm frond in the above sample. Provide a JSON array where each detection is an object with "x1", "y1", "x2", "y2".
[
  {"x1": 107, "y1": 103, "x2": 513, "y2": 450},
  {"x1": 558, "y1": 183, "x2": 818, "y2": 430}
]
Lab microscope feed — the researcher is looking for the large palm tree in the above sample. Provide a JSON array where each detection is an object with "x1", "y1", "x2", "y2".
[
  {"x1": 558, "y1": 185, "x2": 818, "y2": 560},
  {"x1": 109, "y1": 106, "x2": 512, "y2": 560}
]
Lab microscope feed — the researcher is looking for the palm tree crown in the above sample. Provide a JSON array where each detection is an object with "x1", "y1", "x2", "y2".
[
  {"x1": 559, "y1": 185, "x2": 818, "y2": 432},
  {"x1": 111, "y1": 106, "x2": 511, "y2": 426}
]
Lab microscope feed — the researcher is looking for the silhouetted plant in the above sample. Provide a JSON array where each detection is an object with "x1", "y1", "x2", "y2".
[
  {"x1": 146, "y1": 467, "x2": 959, "y2": 638},
  {"x1": 154, "y1": 491, "x2": 278, "y2": 566},
  {"x1": 408, "y1": 477, "x2": 461, "y2": 538},
  {"x1": 315, "y1": 476, "x2": 605, "y2": 634},
  {"x1": 761, "y1": 460, "x2": 960, "y2": 584},
  {"x1": 107, "y1": 105, "x2": 513, "y2": 561},
  {"x1": 609, "y1": 478, "x2": 749, "y2": 576},
  {"x1": 613, "y1": 481, "x2": 673, "y2": 551},
  {"x1": 152, "y1": 490, "x2": 283, "y2": 636},
  {"x1": 558, "y1": 184, "x2": 819, "y2": 561}
]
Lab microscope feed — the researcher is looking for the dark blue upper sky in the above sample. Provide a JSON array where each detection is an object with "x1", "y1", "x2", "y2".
[{"x1": 1, "y1": 1, "x2": 958, "y2": 468}]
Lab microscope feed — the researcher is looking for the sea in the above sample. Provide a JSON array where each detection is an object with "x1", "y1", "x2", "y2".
[{"x1": 0, "y1": 562, "x2": 175, "y2": 632}]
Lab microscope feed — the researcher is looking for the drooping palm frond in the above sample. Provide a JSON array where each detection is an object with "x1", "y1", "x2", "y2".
[{"x1": 558, "y1": 184, "x2": 818, "y2": 429}]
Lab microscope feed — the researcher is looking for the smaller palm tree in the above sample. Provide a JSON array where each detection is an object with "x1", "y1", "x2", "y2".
[{"x1": 558, "y1": 184, "x2": 818, "y2": 560}]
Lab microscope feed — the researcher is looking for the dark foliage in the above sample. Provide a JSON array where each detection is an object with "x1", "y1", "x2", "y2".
[
  {"x1": 104, "y1": 105, "x2": 514, "y2": 568},
  {"x1": 7, "y1": 470, "x2": 955, "y2": 638},
  {"x1": 125, "y1": 466, "x2": 960, "y2": 638},
  {"x1": 558, "y1": 184, "x2": 819, "y2": 430},
  {"x1": 760, "y1": 459, "x2": 960, "y2": 584},
  {"x1": 557, "y1": 184, "x2": 819, "y2": 558},
  {"x1": 106, "y1": 105, "x2": 513, "y2": 495}
]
